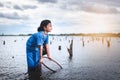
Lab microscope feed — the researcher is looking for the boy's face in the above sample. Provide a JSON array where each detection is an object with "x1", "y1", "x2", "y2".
[{"x1": 44, "y1": 23, "x2": 52, "y2": 32}]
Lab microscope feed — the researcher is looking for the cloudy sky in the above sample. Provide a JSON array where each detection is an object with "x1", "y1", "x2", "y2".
[{"x1": 0, "y1": 0, "x2": 120, "y2": 34}]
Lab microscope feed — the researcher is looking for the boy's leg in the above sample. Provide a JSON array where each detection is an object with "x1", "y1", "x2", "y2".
[{"x1": 28, "y1": 64, "x2": 41, "y2": 80}]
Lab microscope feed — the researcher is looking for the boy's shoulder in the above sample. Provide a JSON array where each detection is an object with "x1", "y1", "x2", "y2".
[
  {"x1": 33, "y1": 31, "x2": 49, "y2": 37},
  {"x1": 33, "y1": 31, "x2": 44, "y2": 36}
]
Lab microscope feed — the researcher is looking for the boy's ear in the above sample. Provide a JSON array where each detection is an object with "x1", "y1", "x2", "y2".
[{"x1": 43, "y1": 26, "x2": 46, "y2": 30}]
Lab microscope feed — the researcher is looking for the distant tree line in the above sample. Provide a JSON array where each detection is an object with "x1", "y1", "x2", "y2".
[{"x1": 0, "y1": 33, "x2": 120, "y2": 37}]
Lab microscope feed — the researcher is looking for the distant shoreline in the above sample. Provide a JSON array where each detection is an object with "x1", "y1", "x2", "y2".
[{"x1": 0, "y1": 33, "x2": 120, "y2": 37}]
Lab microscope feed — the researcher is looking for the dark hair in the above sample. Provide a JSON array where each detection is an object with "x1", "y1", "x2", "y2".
[{"x1": 37, "y1": 19, "x2": 51, "y2": 32}]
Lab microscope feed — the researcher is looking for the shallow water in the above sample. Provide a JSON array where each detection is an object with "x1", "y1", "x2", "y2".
[{"x1": 0, "y1": 36, "x2": 120, "y2": 80}]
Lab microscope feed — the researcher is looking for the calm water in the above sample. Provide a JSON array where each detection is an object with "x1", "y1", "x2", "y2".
[{"x1": 0, "y1": 36, "x2": 120, "y2": 80}]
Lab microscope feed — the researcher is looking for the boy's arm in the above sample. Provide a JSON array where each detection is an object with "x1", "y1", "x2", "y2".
[
  {"x1": 45, "y1": 44, "x2": 51, "y2": 59},
  {"x1": 40, "y1": 45, "x2": 43, "y2": 63}
]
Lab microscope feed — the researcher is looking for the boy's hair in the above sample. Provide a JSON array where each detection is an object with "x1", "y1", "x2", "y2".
[{"x1": 37, "y1": 19, "x2": 51, "y2": 32}]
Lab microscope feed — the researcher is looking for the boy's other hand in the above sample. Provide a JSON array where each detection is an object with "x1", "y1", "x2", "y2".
[{"x1": 48, "y1": 56, "x2": 52, "y2": 60}]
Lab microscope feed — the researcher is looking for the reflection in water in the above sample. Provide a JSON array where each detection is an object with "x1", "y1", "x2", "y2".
[
  {"x1": 3, "y1": 40, "x2": 5, "y2": 45},
  {"x1": 69, "y1": 40, "x2": 71, "y2": 43},
  {"x1": 50, "y1": 40, "x2": 52, "y2": 45},
  {"x1": 67, "y1": 40, "x2": 73, "y2": 58},
  {"x1": 52, "y1": 37, "x2": 54, "y2": 40},
  {"x1": 107, "y1": 40, "x2": 110, "y2": 48},
  {"x1": 91, "y1": 36, "x2": 94, "y2": 42},
  {"x1": 90, "y1": 36, "x2": 111, "y2": 48},
  {"x1": 58, "y1": 45, "x2": 61, "y2": 50},
  {"x1": 82, "y1": 37, "x2": 85, "y2": 47},
  {"x1": 59, "y1": 39, "x2": 61, "y2": 41},
  {"x1": 12, "y1": 56, "x2": 14, "y2": 59},
  {"x1": 14, "y1": 40, "x2": 17, "y2": 42},
  {"x1": 102, "y1": 37, "x2": 104, "y2": 44},
  {"x1": 106, "y1": 37, "x2": 111, "y2": 48},
  {"x1": 82, "y1": 41, "x2": 85, "y2": 47},
  {"x1": 87, "y1": 40, "x2": 89, "y2": 43},
  {"x1": 65, "y1": 36, "x2": 67, "y2": 40}
]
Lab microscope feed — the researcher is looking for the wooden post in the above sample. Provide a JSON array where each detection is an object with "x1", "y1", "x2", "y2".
[{"x1": 67, "y1": 40, "x2": 73, "y2": 58}]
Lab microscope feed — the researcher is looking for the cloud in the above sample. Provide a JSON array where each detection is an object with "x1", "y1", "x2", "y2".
[
  {"x1": 92, "y1": 0, "x2": 120, "y2": 7},
  {"x1": 0, "y1": 2, "x2": 4, "y2": 7},
  {"x1": 13, "y1": 4, "x2": 37, "y2": 11},
  {"x1": 58, "y1": 0, "x2": 120, "y2": 14},
  {"x1": 81, "y1": 4, "x2": 120, "y2": 14},
  {"x1": 36, "y1": 0, "x2": 57, "y2": 3},
  {"x1": 0, "y1": 1, "x2": 38, "y2": 11},
  {"x1": 22, "y1": 5, "x2": 37, "y2": 10},
  {"x1": 0, "y1": 12, "x2": 29, "y2": 20},
  {"x1": 13, "y1": 5, "x2": 23, "y2": 10},
  {"x1": 0, "y1": 0, "x2": 120, "y2": 34},
  {"x1": 66, "y1": 0, "x2": 120, "y2": 8}
]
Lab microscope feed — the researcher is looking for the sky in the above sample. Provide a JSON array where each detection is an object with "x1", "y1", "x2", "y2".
[{"x1": 0, "y1": 0, "x2": 120, "y2": 34}]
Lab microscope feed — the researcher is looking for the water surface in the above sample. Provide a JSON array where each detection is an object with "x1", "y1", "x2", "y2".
[{"x1": 0, "y1": 36, "x2": 120, "y2": 80}]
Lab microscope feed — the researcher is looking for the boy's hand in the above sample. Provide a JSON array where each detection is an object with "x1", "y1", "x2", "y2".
[{"x1": 40, "y1": 58, "x2": 43, "y2": 63}]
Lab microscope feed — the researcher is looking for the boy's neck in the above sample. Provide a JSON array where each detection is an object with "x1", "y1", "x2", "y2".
[{"x1": 44, "y1": 31, "x2": 48, "y2": 35}]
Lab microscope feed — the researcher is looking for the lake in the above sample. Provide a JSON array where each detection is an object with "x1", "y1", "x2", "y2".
[{"x1": 0, "y1": 36, "x2": 120, "y2": 80}]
